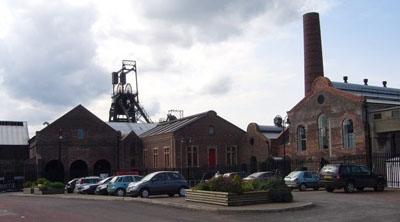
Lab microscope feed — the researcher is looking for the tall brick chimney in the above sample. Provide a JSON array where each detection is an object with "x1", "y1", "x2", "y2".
[{"x1": 303, "y1": 12, "x2": 324, "y2": 95}]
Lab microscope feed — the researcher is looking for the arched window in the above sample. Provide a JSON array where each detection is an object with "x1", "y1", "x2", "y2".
[
  {"x1": 342, "y1": 119, "x2": 355, "y2": 148},
  {"x1": 297, "y1": 126, "x2": 306, "y2": 151},
  {"x1": 318, "y1": 114, "x2": 329, "y2": 149}
]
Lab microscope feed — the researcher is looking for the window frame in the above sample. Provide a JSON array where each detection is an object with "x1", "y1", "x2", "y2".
[{"x1": 297, "y1": 125, "x2": 307, "y2": 151}]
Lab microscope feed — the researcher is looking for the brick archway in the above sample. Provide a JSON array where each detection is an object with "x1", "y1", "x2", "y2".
[
  {"x1": 93, "y1": 159, "x2": 111, "y2": 177},
  {"x1": 44, "y1": 160, "x2": 64, "y2": 182},
  {"x1": 70, "y1": 160, "x2": 88, "y2": 179}
]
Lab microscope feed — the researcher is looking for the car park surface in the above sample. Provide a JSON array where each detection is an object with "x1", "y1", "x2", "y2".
[{"x1": 2, "y1": 189, "x2": 400, "y2": 222}]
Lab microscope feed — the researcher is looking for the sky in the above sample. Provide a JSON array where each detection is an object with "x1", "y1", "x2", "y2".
[{"x1": 0, "y1": 0, "x2": 399, "y2": 136}]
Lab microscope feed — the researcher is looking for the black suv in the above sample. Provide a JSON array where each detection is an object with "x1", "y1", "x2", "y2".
[{"x1": 319, "y1": 164, "x2": 385, "y2": 193}]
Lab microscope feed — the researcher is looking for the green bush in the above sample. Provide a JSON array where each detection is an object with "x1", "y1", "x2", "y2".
[
  {"x1": 194, "y1": 181, "x2": 210, "y2": 191},
  {"x1": 49, "y1": 182, "x2": 64, "y2": 189},
  {"x1": 36, "y1": 178, "x2": 50, "y2": 186},
  {"x1": 23, "y1": 181, "x2": 34, "y2": 188}
]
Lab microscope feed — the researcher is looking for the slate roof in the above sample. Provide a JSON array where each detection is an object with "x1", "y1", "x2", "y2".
[
  {"x1": 0, "y1": 121, "x2": 29, "y2": 145},
  {"x1": 140, "y1": 111, "x2": 210, "y2": 137},
  {"x1": 257, "y1": 125, "x2": 283, "y2": 139},
  {"x1": 107, "y1": 122, "x2": 157, "y2": 136},
  {"x1": 332, "y1": 82, "x2": 400, "y2": 105}
]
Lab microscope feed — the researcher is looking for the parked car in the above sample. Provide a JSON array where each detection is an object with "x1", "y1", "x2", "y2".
[
  {"x1": 223, "y1": 172, "x2": 243, "y2": 179},
  {"x1": 126, "y1": 171, "x2": 188, "y2": 198},
  {"x1": 107, "y1": 175, "x2": 143, "y2": 197},
  {"x1": 95, "y1": 176, "x2": 115, "y2": 195},
  {"x1": 284, "y1": 171, "x2": 320, "y2": 191},
  {"x1": 80, "y1": 177, "x2": 113, "y2": 194},
  {"x1": 65, "y1": 178, "x2": 79, "y2": 193},
  {"x1": 243, "y1": 171, "x2": 275, "y2": 182},
  {"x1": 319, "y1": 164, "x2": 385, "y2": 193},
  {"x1": 74, "y1": 176, "x2": 101, "y2": 193}
]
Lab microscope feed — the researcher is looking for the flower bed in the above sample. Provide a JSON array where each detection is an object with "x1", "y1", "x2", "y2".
[
  {"x1": 186, "y1": 176, "x2": 292, "y2": 206},
  {"x1": 23, "y1": 178, "x2": 65, "y2": 195}
]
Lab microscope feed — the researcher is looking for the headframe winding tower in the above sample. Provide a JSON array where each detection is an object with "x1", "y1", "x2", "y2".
[{"x1": 109, "y1": 60, "x2": 152, "y2": 123}]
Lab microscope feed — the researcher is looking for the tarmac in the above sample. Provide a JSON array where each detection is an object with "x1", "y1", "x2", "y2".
[{"x1": 13, "y1": 192, "x2": 314, "y2": 213}]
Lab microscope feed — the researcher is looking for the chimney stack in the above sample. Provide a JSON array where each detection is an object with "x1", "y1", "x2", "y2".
[{"x1": 303, "y1": 12, "x2": 324, "y2": 95}]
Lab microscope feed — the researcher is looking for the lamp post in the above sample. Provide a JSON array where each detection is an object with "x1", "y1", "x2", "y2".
[
  {"x1": 274, "y1": 115, "x2": 290, "y2": 177},
  {"x1": 58, "y1": 129, "x2": 63, "y2": 161}
]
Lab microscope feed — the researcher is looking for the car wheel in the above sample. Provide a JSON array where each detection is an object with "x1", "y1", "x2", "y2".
[
  {"x1": 140, "y1": 189, "x2": 150, "y2": 198},
  {"x1": 116, "y1": 189, "x2": 125, "y2": 197},
  {"x1": 344, "y1": 181, "x2": 355, "y2": 193},
  {"x1": 374, "y1": 182, "x2": 385, "y2": 192},
  {"x1": 326, "y1": 187, "x2": 334, "y2": 192},
  {"x1": 299, "y1": 183, "x2": 307, "y2": 191},
  {"x1": 178, "y1": 187, "x2": 187, "y2": 197}
]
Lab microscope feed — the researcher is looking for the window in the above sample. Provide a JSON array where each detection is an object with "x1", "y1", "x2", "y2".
[
  {"x1": 122, "y1": 176, "x2": 133, "y2": 183},
  {"x1": 187, "y1": 146, "x2": 198, "y2": 167},
  {"x1": 77, "y1": 129, "x2": 85, "y2": 139},
  {"x1": 297, "y1": 126, "x2": 307, "y2": 151},
  {"x1": 342, "y1": 119, "x2": 355, "y2": 149},
  {"x1": 249, "y1": 138, "x2": 254, "y2": 146},
  {"x1": 208, "y1": 125, "x2": 215, "y2": 136},
  {"x1": 318, "y1": 114, "x2": 330, "y2": 149},
  {"x1": 374, "y1": 113, "x2": 382, "y2": 119},
  {"x1": 392, "y1": 110, "x2": 400, "y2": 119},
  {"x1": 226, "y1": 146, "x2": 237, "y2": 166},
  {"x1": 153, "y1": 148, "x2": 158, "y2": 168},
  {"x1": 164, "y1": 147, "x2": 170, "y2": 168}
]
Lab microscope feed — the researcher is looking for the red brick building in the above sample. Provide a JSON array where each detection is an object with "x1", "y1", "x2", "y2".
[
  {"x1": 140, "y1": 111, "x2": 247, "y2": 172},
  {"x1": 29, "y1": 105, "x2": 148, "y2": 181},
  {"x1": 275, "y1": 12, "x2": 400, "y2": 172}
]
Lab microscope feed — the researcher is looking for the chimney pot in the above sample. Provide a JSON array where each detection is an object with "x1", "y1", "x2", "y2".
[
  {"x1": 343, "y1": 76, "x2": 348, "y2": 83},
  {"x1": 383, "y1": 81, "x2": 387, "y2": 87},
  {"x1": 363, "y1": 79, "x2": 368, "y2": 85}
]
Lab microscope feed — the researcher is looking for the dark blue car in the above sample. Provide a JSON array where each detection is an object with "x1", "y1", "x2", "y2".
[{"x1": 126, "y1": 171, "x2": 188, "y2": 198}]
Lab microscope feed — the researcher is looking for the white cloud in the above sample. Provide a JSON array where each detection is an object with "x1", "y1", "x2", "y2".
[{"x1": 0, "y1": 0, "x2": 336, "y2": 135}]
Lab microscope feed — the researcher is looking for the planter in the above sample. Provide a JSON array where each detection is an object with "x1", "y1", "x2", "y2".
[
  {"x1": 185, "y1": 189, "x2": 270, "y2": 206},
  {"x1": 23, "y1": 188, "x2": 34, "y2": 194},
  {"x1": 33, "y1": 187, "x2": 64, "y2": 195}
]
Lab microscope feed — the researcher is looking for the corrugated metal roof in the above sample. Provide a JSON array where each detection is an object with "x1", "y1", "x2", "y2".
[
  {"x1": 0, "y1": 121, "x2": 29, "y2": 145},
  {"x1": 140, "y1": 112, "x2": 209, "y2": 137},
  {"x1": 332, "y1": 82, "x2": 400, "y2": 104},
  {"x1": 107, "y1": 122, "x2": 157, "y2": 136}
]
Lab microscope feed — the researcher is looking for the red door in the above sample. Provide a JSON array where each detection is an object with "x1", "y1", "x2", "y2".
[{"x1": 208, "y1": 148, "x2": 216, "y2": 167}]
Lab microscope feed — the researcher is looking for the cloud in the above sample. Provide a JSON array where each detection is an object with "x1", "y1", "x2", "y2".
[
  {"x1": 0, "y1": 1, "x2": 107, "y2": 107},
  {"x1": 201, "y1": 76, "x2": 234, "y2": 96}
]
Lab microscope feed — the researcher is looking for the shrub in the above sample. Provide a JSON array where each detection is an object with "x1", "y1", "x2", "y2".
[
  {"x1": 49, "y1": 182, "x2": 64, "y2": 189},
  {"x1": 194, "y1": 181, "x2": 210, "y2": 191},
  {"x1": 197, "y1": 176, "x2": 243, "y2": 194},
  {"x1": 36, "y1": 178, "x2": 50, "y2": 186},
  {"x1": 23, "y1": 181, "x2": 34, "y2": 188}
]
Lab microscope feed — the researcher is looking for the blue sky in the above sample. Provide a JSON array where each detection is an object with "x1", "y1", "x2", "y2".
[{"x1": 0, "y1": 0, "x2": 399, "y2": 136}]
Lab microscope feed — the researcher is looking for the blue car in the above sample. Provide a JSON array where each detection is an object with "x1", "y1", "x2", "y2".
[
  {"x1": 284, "y1": 171, "x2": 320, "y2": 191},
  {"x1": 107, "y1": 175, "x2": 143, "y2": 196}
]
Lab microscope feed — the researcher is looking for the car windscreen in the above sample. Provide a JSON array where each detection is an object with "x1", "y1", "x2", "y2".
[
  {"x1": 320, "y1": 165, "x2": 339, "y2": 175},
  {"x1": 110, "y1": 177, "x2": 119, "y2": 183},
  {"x1": 98, "y1": 177, "x2": 111, "y2": 185},
  {"x1": 141, "y1": 172, "x2": 158, "y2": 182},
  {"x1": 286, "y1": 171, "x2": 301, "y2": 178}
]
